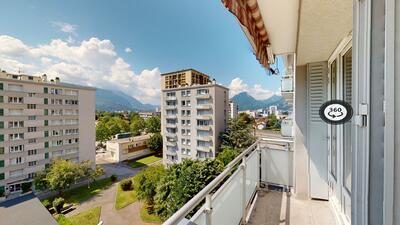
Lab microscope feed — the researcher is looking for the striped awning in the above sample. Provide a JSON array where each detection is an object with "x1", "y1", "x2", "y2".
[{"x1": 222, "y1": 0, "x2": 271, "y2": 68}]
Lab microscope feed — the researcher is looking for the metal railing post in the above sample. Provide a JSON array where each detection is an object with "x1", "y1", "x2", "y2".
[
  {"x1": 205, "y1": 194, "x2": 212, "y2": 225},
  {"x1": 241, "y1": 156, "x2": 247, "y2": 224}
]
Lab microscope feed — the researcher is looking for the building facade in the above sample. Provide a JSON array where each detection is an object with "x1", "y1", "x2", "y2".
[
  {"x1": 161, "y1": 69, "x2": 229, "y2": 164},
  {"x1": 0, "y1": 72, "x2": 95, "y2": 196},
  {"x1": 228, "y1": 100, "x2": 238, "y2": 119},
  {"x1": 106, "y1": 134, "x2": 151, "y2": 162}
]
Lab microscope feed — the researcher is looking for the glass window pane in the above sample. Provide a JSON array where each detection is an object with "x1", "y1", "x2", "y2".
[
  {"x1": 343, "y1": 48, "x2": 352, "y2": 192},
  {"x1": 330, "y1": 60, "x2": 337, "y2": 179}
]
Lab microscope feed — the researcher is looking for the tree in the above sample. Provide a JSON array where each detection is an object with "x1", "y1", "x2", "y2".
[
  {"x1": 148, "y1": 133, "x2": 163, "y2": 152},
  {"x1": 145, "y1": 116, "x2": 161, "y2": 133},
  {"x1": 134, "y1": 165, "x2": 166, "y2": 211},
  {"x1": 216, "y1": 147, "x2": 239, "y2": 166},
  {"x1": 46, "y1": 160, "x2": 81, "y2": 193},
  {"x1": 266, "y1": 115, "x2": 281, "y2": 130},
  {"x1": 238, "y1": 112, "x2": 254, "y2": 125},
  {"x1": 78, "y1": 161, "x2": 105, "y2": 188},
  {"x1": 220, "y1": 117, "x2": 256, "y2": 150},
  {"x1": 105, "y1": 117, "x2": 130, "y2": 136},
  {"x1": 34, "y1": 171, "x2": 49, "y2": 191},
  {"x1": 154, "y1": 159, "x2": 224, "y2": 220},
  {"x1": 96, "y1": 121, "x2": 110, "y2": 143},
  {"x1": 130, "y1": 115, "x2": 146, "y2": 136}
]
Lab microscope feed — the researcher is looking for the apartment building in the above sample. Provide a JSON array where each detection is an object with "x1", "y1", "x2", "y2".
[
  {"x1": 228, "y1": 100, "x2": 238, "y2": 119},
  {"x1": 161, "y1": 69, "x2": 229, "y2": 164},
  {"x1": 106, "y1": 134, "x2": 151, "y2": 162},
  {"x1": 0, "y1": 71, "x2": 95, "y2": 197}
]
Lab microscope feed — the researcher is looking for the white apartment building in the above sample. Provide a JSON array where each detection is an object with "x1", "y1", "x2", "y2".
[
  {"x1": 228, "y1": 100, "x2": 238, "y2": 119},
  {"x1": 161, "y1": 69, "x2": 229, "y2": 164},
  {"x1": 106, "y1": 134, "x2": 152, "y2": 162},
  {"x1": 0, "y1": 72, "x2": 95, "y2": 197},
  {"x1": 268, "y1": 105, "x2": 278, "y2": 116}
]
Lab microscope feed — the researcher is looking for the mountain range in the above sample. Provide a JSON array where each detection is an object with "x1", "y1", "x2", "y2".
[
  {"x1": 231, "y1": 92, "x2": 291, "y2": 111},
  {"x1": 96, "y1": 88, "x2": 158, "y2": 112}
]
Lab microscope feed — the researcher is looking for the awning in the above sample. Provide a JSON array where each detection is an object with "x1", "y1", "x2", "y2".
[{"x1": 222, "y1": 0, "x2": 271, "y2": 68}]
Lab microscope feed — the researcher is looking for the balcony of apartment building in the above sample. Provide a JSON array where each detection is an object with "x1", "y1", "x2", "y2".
[{"x1": 163, "y1": 138, "x2": 339, "y2": 225}]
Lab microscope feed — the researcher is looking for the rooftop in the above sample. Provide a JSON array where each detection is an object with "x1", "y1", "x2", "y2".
[
  {"x1": 0, "y1": 70, "x2": 96, "y2": 90},
  {"x1": 0, "y1": 194, "x2": 58, "y2": 225},
  {"x1": 161, "y1": 68, "x2": 210, "y2": 77},
  {"x1": 107, "y1": 133, "x2": 152, "y2": 144}
]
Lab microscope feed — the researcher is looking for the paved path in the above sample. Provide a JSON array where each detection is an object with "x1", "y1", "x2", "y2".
[{"x1": 67, "y1": 182, "x2": 160, "y2": 225}]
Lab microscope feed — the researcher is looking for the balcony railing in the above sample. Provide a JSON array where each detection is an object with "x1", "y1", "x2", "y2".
[{"x1": 163, "y1": 137, "x2": 294, "y2": 225}]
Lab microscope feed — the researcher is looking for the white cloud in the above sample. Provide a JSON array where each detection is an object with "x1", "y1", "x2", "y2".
[
  {"x1": 0, "y1": 35, "x2": 161, "y2": 104},
  {"x1": 124, "y1": 47, "x2": 132, "y2": 53},
  {"x1": 52, "y1": 21, "x2": 77, "y2": 36},
  {"x1": 229, "y1": 77, "x2": 275, "y2": 100}
]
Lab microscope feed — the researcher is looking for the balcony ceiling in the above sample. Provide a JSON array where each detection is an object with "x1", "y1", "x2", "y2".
[
  {"x1": 255, "y1": 0, "x2": 351, "y2": 65},
  {"x1": 296, "y1": 0, "x2": 352, "y2": 65}
]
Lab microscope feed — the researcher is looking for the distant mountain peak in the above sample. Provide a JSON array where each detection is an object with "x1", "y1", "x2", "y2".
[
  {"x1": 231, "y1": 91, "x2": 291, "y2": 111},
  {"x1": 96, "y1": 88, "x2": 158, "y2": 112}
]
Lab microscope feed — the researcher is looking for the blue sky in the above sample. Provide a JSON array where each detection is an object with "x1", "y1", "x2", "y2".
[{"x1": 0, "y1": 0, "x2": 281, "y2": 104}]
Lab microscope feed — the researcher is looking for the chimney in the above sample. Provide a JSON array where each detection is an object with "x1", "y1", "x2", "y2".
[
  {"x1": 42, "y1": 74, "x2": 47, "y2": 82},
  {"x1": 55, "y1": 77, "x2": 60, "y2": 84}
]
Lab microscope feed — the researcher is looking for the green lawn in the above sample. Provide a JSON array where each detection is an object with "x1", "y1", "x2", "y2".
[
  {"x1": 115, "y1": 180, "x2": 137, "y2": 210},
  {"x1": 43, "y1": 178, "x2": 113, "y2": 207},
  {"x1": 57, "y1": 206, "x2": 101, "y2": 225},
  {"x1": 140, "y1": 202, "x2": 162, "y2": 223},
  {"x1": 129, "y1": 155, "x2": 162, "y2": 168}
]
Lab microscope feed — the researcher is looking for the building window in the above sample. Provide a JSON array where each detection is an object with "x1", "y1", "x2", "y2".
[
  {"x1": 0, "y1": 160, "x2": 4, "y2": 167},
  {"x1": 28, "y1": 116, "x2": 36, "y2": 120},
  {"x1": 28, "y1": 161, "x2": 36, "y2": 166},
  {"x1": 44, "y1": 142, "x2": 49, "y2": 148},
  {"x1": 28, "y1": 149, "x2": 37, "y2": 155},
  {"x1": 44, "y1": 131, "x2": 49, "y2": 137},
  {"x1": 44, "y1": 120, "x2": 48, "y2": 126},
  {"x1": 0, "y1": 83, "x2": 3, "y2": 90},
  {"x1": 0, "y1": 173, "x2": 4, "y2": 180},
  {"x1": 28, "y1": 138, "x2": 36, "y2": 144},
  {"x1": 0, "y1": 122, "x2": 3, "y2": 129},
  {"x1": 44, "y1": 109, "x2": 48, "y2": 115},
  {"x1": 44, "y1": 98, "x2": 48, "y2": 104},
  {"x1": 44, "y1": 87, "x2": 48, "y2": 93},
  {"x1": 0, "y1": 134, "x2": 3, "y2": 142},
  {"x1": 27, "y1": 104, "x2": 36, "y2": 109},
  {"x1": 0, "y1": 109, "x2": 3, "y2": 116},
  {"x1": 27, "y1": 127, "x2": 37, "y2": 132},
  {"x1": 0, "y1": 147, "x2": 4, "y2": 154},
  {"x1": 45, "y1": 153, "x2": 49, "y2": 159},
  {"x1": 0, "y1": 96, "x2": 3, "y2": 103}
]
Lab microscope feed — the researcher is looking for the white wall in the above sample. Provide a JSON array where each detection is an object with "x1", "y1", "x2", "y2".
[
  {"x1": 294, "y1": 65, "x2": 309, "y2": 199},
  {"x1": 78, "y1": 89, "x2": 96, "y2": 164}
]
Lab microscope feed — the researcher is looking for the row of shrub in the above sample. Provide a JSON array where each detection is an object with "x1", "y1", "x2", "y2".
[{"x1": 42, "y1": 197, "x2": 65, "y2": 213}]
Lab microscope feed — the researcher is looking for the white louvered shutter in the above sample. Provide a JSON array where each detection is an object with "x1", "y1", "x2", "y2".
[{"x1": 307, "y1": 62, "x2": 329, "y2": 200}]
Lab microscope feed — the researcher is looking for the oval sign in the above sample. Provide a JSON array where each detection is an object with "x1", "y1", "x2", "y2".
[{"x1": 319, "y1": 100, "x2": 353, "y2": 125}]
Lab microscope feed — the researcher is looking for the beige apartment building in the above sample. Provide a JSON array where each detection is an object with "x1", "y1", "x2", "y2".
[
  {"x1": 0, "y1": 71, "x2": 95, "y2": 197},
  {"x1": 106, "y1": 134, "x2": 152, "y2": 162},
  {"x1": 161, "y1": 69, "x2": 229, "y2": 164}
]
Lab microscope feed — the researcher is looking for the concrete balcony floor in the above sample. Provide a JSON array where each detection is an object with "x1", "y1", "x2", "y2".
[{"x1": 248, "y1": 191, "x2": 338, "y2": 225}]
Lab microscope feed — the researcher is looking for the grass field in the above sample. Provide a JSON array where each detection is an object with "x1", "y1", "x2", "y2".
[
  {"x1": 128, "y1": 155, "x2": 162, "y2": 168},
  {"x1": 43, "y1": 177, "x2": 113, "y2": 207},
  {"x1": 115, "y1": 179, "x2": 137, "y2": 210},
  {"x1": 140, "y1": 202, "x2": 162, "y2": 223},
  {"x1": 57, "y1": 207, "x2": 101, "y2": 225}
]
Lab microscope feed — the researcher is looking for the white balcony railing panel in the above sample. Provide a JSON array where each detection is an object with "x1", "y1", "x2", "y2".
[{"x1": 260, "y1": 138, "x2": 294, "y2": 187}]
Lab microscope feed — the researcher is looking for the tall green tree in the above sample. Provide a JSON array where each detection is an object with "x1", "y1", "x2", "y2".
[
  {"x1": 145, "y1": 116, "x2": 161, "y2": 133},
  {"x1": 130, "y1": 115, "x2": 146, "y2": 136},
  {"x1": 148, "y1": 133, "x2": 163, "y2": 152},
  {"x1": 154, "y1": 159, "x2": 224, "y2": 220},
  {"x1": 216, "y1": 147, "x2": 239, "y2": 166},
  {"x1": 133, "y1": 165, "x2": 166, "y2": 211},
  {"x1": 220, "y1": 117, "x2": 256, "y2": 150},
  {"x1": 96, "y1": 121, "x2": 111, "y2": 143},
  {"x1": 46, "y1": 160, "x2": 82, "y2": 193}
]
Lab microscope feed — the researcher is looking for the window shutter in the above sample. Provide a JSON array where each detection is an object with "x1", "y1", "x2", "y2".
[{"x1": 307, "y1": 61, "x2": 329, "y2": 200}]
